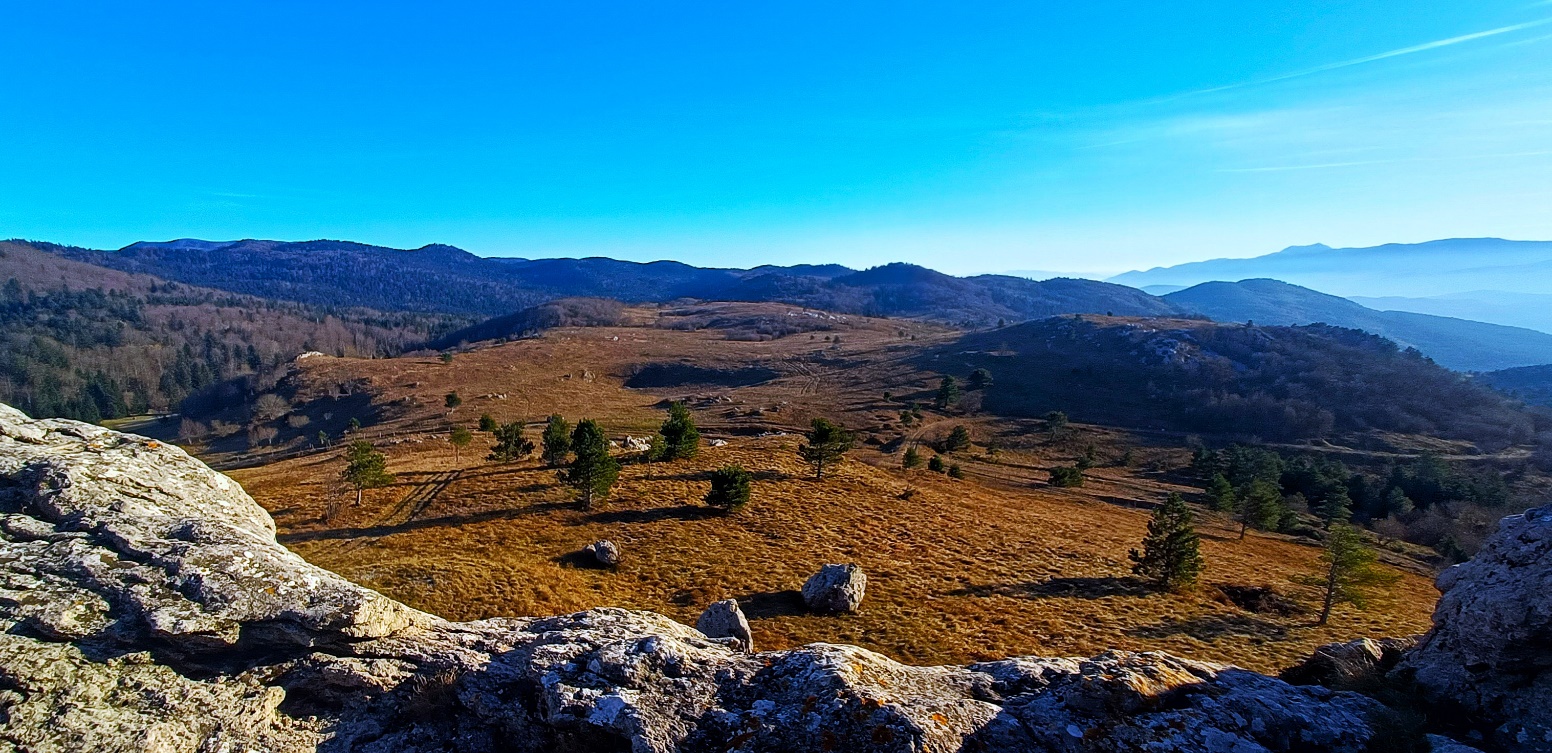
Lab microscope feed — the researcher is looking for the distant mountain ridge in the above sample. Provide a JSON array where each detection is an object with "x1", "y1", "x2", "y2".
[
  {"x1": 1164, "y1": 279, "x2": 1552, "y2": 371},
  {"x1": 46, "y1": 239, "x2": 1178, "y2": 325},
  {"x1": 1110, "y1": 238, "x2": 1552, "y2": 297}
]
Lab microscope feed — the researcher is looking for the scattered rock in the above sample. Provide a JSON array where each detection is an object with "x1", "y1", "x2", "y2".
[
  {"x1": 0, "y1": 403, "x2": 1542, "y2": 753},
  {"x1": 1395, "y1": 503, "x2": 1552, "y2": 752},
  {"x1": 621, "y1": 435, "x2": 653, "y2": 452},
  {"x1": 1281, "y1": 636, "x2": 1417, "y2": 691},
  {"x1": 584, "y1": 539, "x2": 621, "y2": 567},
  {"x1": 708, "y1": 438, "x2": 728, "y2": 447},
  {"x1": 695, "y1": 599, "x2": 754, "y2": 652},
  {"x1": 802, "y1": 563, "x2": 867, "y2": 613}
]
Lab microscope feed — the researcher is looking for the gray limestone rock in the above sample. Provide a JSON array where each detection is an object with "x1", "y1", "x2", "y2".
[
  {"x1": 800, "y1": 563, "x2": 867, "y2": 613},
  {"x1": 694, "y1": 598, "x2": 754, "y2": 652}
]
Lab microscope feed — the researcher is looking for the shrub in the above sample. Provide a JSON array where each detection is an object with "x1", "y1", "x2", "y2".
[
  {"x1": 947, "y1": 463, "x2": 965, "y2": 479},
  {"x1": 704, "y1": 465, "x2": 753, "y2": 512},
  {"x1": 1049, "y1": 466, "x2": 1084, "y2": 487}
]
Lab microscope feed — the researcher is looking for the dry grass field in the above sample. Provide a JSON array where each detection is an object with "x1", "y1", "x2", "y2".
[{"x1": 222, "y1": 303, "x2": 1440, "y2": 674}]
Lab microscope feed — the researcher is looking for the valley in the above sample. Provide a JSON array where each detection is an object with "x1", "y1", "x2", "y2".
[{"x1": 213, "y1": 303, "x2": 1459, "y2": 673}]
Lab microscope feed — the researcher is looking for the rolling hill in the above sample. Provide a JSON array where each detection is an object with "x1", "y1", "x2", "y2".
[
  {"x1": 1163, "y1": 279, "x2": 1552, "y2": 372},
  {"x1": 1477, "y1": 364, "x2": 1552, "y2": 408},
  {"x1": 1110, "y1": 238, "x2": 1552, "y2": 298},
  {"x1": 40, "y1": 239, "x2": 1181, "y2": 326}
]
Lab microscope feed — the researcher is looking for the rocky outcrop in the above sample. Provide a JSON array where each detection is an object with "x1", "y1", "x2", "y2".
[
  {"x1": 694, "y1": 598, "x2": 753, "y2": 652},
  {"x1": 0, "y1": 403, "x2": 1516, "y2": 752},
  {"x1": 801, "y1": 562, "x2": 867, "y2": 613},
  {"x1": 1395, "y1": 504, "x2": 1552, "y2": 752}
]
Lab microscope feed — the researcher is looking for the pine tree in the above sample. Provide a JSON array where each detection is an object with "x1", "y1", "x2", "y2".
[
  {"x1": 341, "y1": 440, "x2": 393, "y2": 507},
  {"x1": 947, "y1": 463, "x2": 964, "y2": 479},
  {"x1": 656, "y1": 402, "x2": 700, "y2": 461},
  {"x1": 1129, "y1": 493, "x2": 1204, "y2": 592},
  {"x1": 478, "y1": 413, "x2": 498, "y2": 432},
  {"x1": 449, "y1": 427, "x2": 472, "y2": 463},
  {"x1": 563, "y1": 419, "x2": 620, "y2": 510},
  {"x1": 902, "y1": 446, "x2": 923, "y2": 469},
  {"x1": 934, "y1": 376, "x2": 960, "y2": 410},
  {"x1": 942, "y1": 425, "x2": 972, "y2": 453},
  {"x1": 968, "y1": 368, "x2": 993, "y2": 390},
  {"x1": 1237, "y1": 479, "x2": 1286, "y2": 539},
  {"x1": 704, "y1": 465, "x2": 752, "y2": 512},
  {"x1": 1045, "y1": 411, "x2": 1069, "y2": 436},
  {"x1": 1305, "y1": 524, "x2": 1401, "y2": 626},
  {"x1": 1383, "y1": 487, "x2": 1415, "y2": 517},
  {"x1": 927, "y1": 454, "x2": 946, "y2": 473},
  {"x1": 1049, "y1": 466, "x2": 1084, "y2": 487},
  {"x1": 487, "y1": 422, "x2": 535, "y2": 462},
  {"x1": 798, "y1": 418, "x2": 855, "y2": 479},
  {"x1": 541, "y1": 414, "x2": 572, "y2": 466},
  {"x1": 1207, "y1": 473, "x2": 1237, "y2": 512},
  {"x1": 1316, "y1": 488, "x2": 1354, "y2": 524},
  {"x1": 444, "y1": 391, "x2": 462, "y2": 410}
]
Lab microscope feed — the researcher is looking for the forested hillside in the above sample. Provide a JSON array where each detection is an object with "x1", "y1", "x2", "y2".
[
  {"x1": 0, "y1": 242, "x2": 465, "y2": 422},
  {"x1": 44, "y1": 239, "x2": 1180, "y2": 326},
  {"x1": 948, "y1": 316, "x2": 1544, "y2": 449}
]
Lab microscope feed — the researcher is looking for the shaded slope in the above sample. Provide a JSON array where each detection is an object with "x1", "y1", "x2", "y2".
[{"x1": 1165, "y1": 279, "x2": 1552, "y2": 371}]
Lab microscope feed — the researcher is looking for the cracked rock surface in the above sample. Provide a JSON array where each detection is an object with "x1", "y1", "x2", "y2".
[
  {"x1": 0, "y1": 403, "x2": 1518, "y2": 752},
  {"x1": 1396, "y1": 504, "x2": 1552, "y2": 752}
]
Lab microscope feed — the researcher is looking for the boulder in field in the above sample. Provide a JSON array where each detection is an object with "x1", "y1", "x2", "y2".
[
  {"x1": 802, "y1": 563, "x2": 867, "y2": 613},
  {"x1": 695, "y1": 599, "x2": 754, "y2": 653},
  {"x1": 584, "y1": 539, "x2": 621, "y2": 567}
]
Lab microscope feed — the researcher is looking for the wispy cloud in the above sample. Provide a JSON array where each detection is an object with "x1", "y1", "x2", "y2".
[
  {"x1": 1177, "y1": 17, "x2": 1552, "y2": 98},
  {"x1": 1219, "y1": 150, "x2": 1552, "y2": 173}
]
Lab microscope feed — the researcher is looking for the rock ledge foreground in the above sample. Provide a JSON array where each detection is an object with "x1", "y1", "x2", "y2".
[{"x1": 0, "y1": 404, "x2": 1545, "y2": 752}]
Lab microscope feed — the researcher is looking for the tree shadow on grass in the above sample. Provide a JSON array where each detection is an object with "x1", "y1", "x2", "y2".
[
  {"x1": 1124, "y1": 613, "x2": 1291, "y2": 641},
  {"x1": 949, "y1": 576, "x2": 1155, "y2": 600},
  {"x1": 732, "y1": 590, "x2": 807, "y2": 620},
  {"x1": 278, "y1": 502, "x2": 571, "y2": 543},
  {"x1": 583, "y1": 505, "x2": 723, "y2": 524}
]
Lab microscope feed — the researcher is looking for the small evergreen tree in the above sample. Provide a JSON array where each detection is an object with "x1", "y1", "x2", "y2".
[
  {"x1": 449, "y1": 426, "x2": 473, "y2": 462},
  {"x1": 942, "y1": 425, "x2": 972, "y2": 453},
  {"x1": 798, "y1": 418, "x2": 855, "y2": 479},
  {"x1": 1076, "y1": 444, "x2": 1098, "y2": 471},
  {"x1": 934, "y1": 376, "x2": 960, "y2": 410},
  {"x1": 1304, "y1": 524, "x2": 1401, "y2": 626},
  {"x1": 440, "y1": 352, "x2": 454, "y2": 363},
  {"x1": 563, "y1": 419, "x2": 620, "y2": 510},
  {"x1": 1237, "y1": 479, "x2": 1286, "y2": 539},
  {"x1": 927, "y1": 454, "x2": 946, "y2": 473},
  {"x1": 1383, "y1": 487, "x2": 1415, "y2": 517},
  {"x1": 968, "y1": 368, "x2": 992, "y2": 390},
  {"x1": 1045, "y1": 411, "x2": 1068, "y2": 436},
  {"x1": 316, "y1": 430, "x2": 330, "y2": 449},
  {"x1": 902, "y1": 446, "x2": 923, "y2": 469},
  {"x1": 348, "y1": 417, "x2": 361, "y2": 433},
  {"x1": 341, "y1": 440, "x2": 393, "y2": 507},
  {"x1": 1316, "y1": 489, "x2": 1354, "y2": 524},
  {"x1": 1049, "y1": 466, "x2": 1084, "y2": 487},
  {"x1": 488, "y1": 421, "x2": 536, "y2": 462},
  {"x1": 947, "y1": 463, "x2": 965, "y2": 479},
  {"x1": 444, "y1": 391, "x2": 462, "y2": 410},
  {"x1": 1207, "y1": 473, "x2": 1237, "y2": 512},
  {"x1": 1129, "y1": 493, "x2": 1204, "y2": 592},
  {"x1": 656, "y1": 402, "x2": 700, "y2": 461},
  {"x1": 541, "y1": 414, "x2": 572, "y2": 466},
  {"x1": 704, "y1": 465, "x2": 752, "y2": 512},
  {"x1": 479, "y1": 413, "x2": 498, "y2": 432}
]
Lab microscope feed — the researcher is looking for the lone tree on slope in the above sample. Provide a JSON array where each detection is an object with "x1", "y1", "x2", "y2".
[
  {"x1": 798, "y1": 417, "x2": 855, "y2": 480},
  {"x1": 449, "y1": 426, "x2": 473, "y2": 463},
  {"x1": 1303, "y1": 523, "x2": 1400, "y2": 626},
  {"x1": 942, "y1": 425, "x2": 972, "y2": 453},
  {"x1": 341, "y1": 440, "x2": 394, "y2": 507},
  {"x1": 541, "y1": 414, "x2": 572, "y2": 466},
  {"x1": 444, "y1": 391, "x2": 462, "y2": 411},
  {"x1": 563, "y1": 419, "x2": 620, "y2": 511},
  {"x1": 655, "y1": 402, "x2": 700, "y2": 461},
  {"x1": 934, "y1": 376, "x2": 960, "y2": 410},
  {"x1": 1129, "y1": 493, "x2": 1204, "y2": 592}
]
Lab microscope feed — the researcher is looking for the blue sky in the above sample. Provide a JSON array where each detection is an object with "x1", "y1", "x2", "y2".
[{"x1": 3, "y1": 2, "x2": 1550, "y2": 275}]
